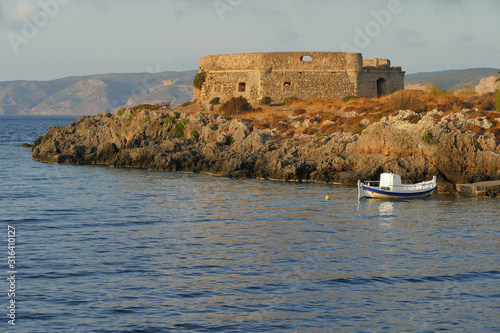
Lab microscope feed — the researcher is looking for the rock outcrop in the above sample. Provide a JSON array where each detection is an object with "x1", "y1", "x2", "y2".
[{"x1": 32, "y1": 109, "x2": 500, "y2": 192}]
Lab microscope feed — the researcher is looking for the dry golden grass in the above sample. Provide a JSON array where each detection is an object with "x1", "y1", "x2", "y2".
[
  {"x1": 287, "y1": 98, "x2": 343, "y2": 112},
  {"x1": 292, "y1": 109, "x2": 308, "y2": 116},
  {"x1": 486, "y1": 127, "x2": 500, "y2": 138},
  {"x1": 187, "y1": 90, "x2": 500, "y2": 139},
  {"x1": 463, "y1": 124, "x2": 485, "y2": 134}
]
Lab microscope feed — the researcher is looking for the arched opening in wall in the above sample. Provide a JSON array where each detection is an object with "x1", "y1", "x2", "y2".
[
  {"x1": 377, "y1": 78, "x2": 387, "y2": 97},
  {"x1": 301, "y1": 55, "x2": 313, "y2": 62},
  {"x1": 238, "y1": 82, "x2": 246, "y2": 92},
  {"x1": 283, "y1": 82, "x2": 293, "y2": 92}
]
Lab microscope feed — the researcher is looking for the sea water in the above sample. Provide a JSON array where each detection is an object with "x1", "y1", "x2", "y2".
[{"x1": 1, "y1": 116, "x2": 499, "y2": 332}]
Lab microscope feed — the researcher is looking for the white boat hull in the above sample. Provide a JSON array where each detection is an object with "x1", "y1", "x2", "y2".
[
  {"x1": 358, "y1": 175, "x2": 437, "y2": 200},
  {"x1": 360, "y1": 185, "x2": 435, "y2": 199}
]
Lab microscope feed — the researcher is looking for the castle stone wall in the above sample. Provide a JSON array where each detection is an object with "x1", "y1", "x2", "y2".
[
  {"x1": 195, "y1": 52, "x2": 404, "y2": 105},
  {"x1": 363, "y1": 58, "x2": 391, "y2": 67}
]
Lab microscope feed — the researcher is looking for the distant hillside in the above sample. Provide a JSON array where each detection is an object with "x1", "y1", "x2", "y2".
[
  {"x1": 0, "y1": 70, "x2": 197, "y2": 115},
  {"x1": 2, "y1": 68, "x2": 498, "y2": 116},
  {"x1": 405, "y1": 68, "x2": 500, "y2": 91}
]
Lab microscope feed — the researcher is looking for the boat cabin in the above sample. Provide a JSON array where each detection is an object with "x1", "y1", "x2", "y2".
[{"x1": 380, "y1": 173, "x2": 402, "y2": 189}]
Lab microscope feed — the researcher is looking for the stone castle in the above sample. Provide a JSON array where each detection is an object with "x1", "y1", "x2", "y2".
[{"x1": 194, "y1": 52, "x2": 405, "y2": 105}]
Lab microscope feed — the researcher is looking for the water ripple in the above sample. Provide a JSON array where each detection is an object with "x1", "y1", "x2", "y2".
[{"x1": 2, "y1": 116, "x2": 500, "y2": 333}]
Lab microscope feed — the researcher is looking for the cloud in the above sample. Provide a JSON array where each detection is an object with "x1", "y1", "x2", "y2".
[
  {"x1": 394, "y1": 28, "x2": 428, "y2": 47},
  {"x1": 12, "y1": 1, "x2": 38, "y2": 22}
]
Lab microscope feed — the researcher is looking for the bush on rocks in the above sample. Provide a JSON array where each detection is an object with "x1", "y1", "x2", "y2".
[
  {"x1": 209, "y1": 97, "x2": 221, "y2": 105},
  {"x1": 260, "y1": 96, "x2": 272, "y2": 105},
  {"x1": 219, "y1": 96, "x2": 253, "y2": 116},
  {"x1": 292, "y1": 109, "x2": 307, "y2": 116},
  {"x1": 193, "y1": 72, "x2": 207, "y2": 90}
]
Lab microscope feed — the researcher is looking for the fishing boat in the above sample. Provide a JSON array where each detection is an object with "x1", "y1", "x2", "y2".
[{"x1": 358, "y1": 173, "x2": 437, "y2": 200}]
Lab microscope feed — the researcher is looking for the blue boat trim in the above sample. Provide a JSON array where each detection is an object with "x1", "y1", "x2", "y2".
[{"x1": 363, "y1": 186, "x2": 435, "y2": 197}]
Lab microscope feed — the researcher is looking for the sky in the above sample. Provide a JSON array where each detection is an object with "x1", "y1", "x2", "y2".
[{"x1": 0, "y1": 0, "x2": 498, "y2": 82}]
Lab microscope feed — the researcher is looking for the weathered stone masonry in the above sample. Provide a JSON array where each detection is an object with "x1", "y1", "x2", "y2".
[{"x1": 194, "y1": 52, "x2": 405, "y2": 105}]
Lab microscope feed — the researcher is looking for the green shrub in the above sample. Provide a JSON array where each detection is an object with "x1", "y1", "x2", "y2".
[
  {"x1": 219, "y1": 96, "x2": 253, "y2": 115},
  {"x1": 164, "y1": 116, "x2": 173, "y2": 126},
  {"x1": 260, "y1": 96, "x2": 272, "y2": 105},
  {"x1": 181, "y1": 101, "x2": 192, "y2": 107},
  {"x1": 134, "y1": 104, "x2": 159, "y2": 111},
  {"x1": 173, "y1": 118, "x2": 188, "y2": 138},
  {"x1": 496, "y1": 92, "x2": 500, "y2": 111},
  {"x1": 422, "y1": 131, "x2": 439, "y2": 145},
  {"x1": 352, "y1": 126, "x2": 366, "y2": 135},
  {"x1": 342, "y1": 95, "x2": 358, "y2": 102},
  {"x1": 116, "y1": 108, "x2": 125, "y2": 116},
  {"x1": 209, "y1": 97, "x2": 221, "y2": 105},
  {"x1": 126, "y1": 114, "x2": 134, "y2": 122},
  {"x1": 144, "y1": 116, "x2": 151, "y2": 123},
  {"x1": 284, "y1": 96, "x2": 298, "y2": 104},
  {"x1": 427, "y1": 82, "x2": 445, "y2": 97},
  {"x1": 190, "y1": 130, "x2": 200, "y2": 139},
  {"x1": 193, "y1": 72, "x2": 207, "y2": 90}
]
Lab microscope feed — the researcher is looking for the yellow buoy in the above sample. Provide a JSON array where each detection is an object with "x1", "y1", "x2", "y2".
[{"x1": 325, "y1": 195, "x2": 330, "y2": 201}]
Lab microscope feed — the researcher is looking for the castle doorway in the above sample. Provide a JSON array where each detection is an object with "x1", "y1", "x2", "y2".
[
  {"x1": 377, "y1": 78, "x2": 386, "y2": 97},
  {"x1": 238, "y1": 82, "x2": 246, "y2": 92}
]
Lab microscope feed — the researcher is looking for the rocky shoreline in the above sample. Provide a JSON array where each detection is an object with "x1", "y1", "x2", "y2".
[{"x1": 32, "y1": 108, "x2": 500, "y2": 193}]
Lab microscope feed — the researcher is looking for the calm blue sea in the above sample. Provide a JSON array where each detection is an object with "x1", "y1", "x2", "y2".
[{"x1": 1, "y1": 115, "x2": 499, "y2": 333}]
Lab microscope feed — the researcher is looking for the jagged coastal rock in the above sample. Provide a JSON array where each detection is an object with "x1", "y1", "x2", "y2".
[{"x1": 32, "y1": 109, "x2": 500, "y2": 193}]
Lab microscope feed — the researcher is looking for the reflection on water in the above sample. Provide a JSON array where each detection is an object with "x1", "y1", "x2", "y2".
[
  {"x1": 1, "y1": 114, "x2": 499, "y2": 332},
  {"x1": 15, "y1": 168, "x2": 500, "y2": 332}
]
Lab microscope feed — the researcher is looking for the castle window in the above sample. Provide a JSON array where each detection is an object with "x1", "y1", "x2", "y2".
[
  {"x1": 283, "y1": 82, "x2": 293, "y2": 92},
  {"x1": 301, "y1": 55, "x2": 313, "y2": 62},
  {"x1": 238, "y1": 82, "x2": 246, "y2": 92}
]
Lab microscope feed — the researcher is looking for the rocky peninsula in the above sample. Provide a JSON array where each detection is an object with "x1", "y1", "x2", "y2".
[{"x1": 32, "y1": 95, "x2": 500, "y2": 194}]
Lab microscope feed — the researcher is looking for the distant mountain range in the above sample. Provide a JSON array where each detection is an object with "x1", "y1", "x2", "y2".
[
  {"x1": 1, "y1": 68, "x2": 498, "y2": 116},
  {"x1": 0, "y1": 70, "x2": 197, "y2": 115},
  {"x1": 405, "y1": 68, "x2": 499, "y2": 91}
]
